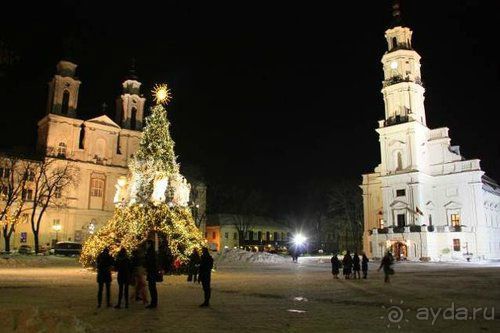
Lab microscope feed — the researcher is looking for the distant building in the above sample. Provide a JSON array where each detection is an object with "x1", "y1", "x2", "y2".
[
  {"x1": 361, "y1": 10, "x2": 500, "y2": 261},
  {"x1": 1, "y1": 60, "x2": 206, "y2": 251},
  {"x1": 206, "y1": 214, "x2": 291, "y2": 252}
]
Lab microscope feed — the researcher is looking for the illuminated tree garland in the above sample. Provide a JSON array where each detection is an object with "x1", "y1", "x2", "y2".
[{"x1": 80, "y1": 84, "x2": 205, "y2": 268}]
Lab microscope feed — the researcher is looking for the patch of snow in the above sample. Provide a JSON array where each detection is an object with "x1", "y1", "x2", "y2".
[{"x1": 214, "y1": 248, "x2": 288, "y2": 265}]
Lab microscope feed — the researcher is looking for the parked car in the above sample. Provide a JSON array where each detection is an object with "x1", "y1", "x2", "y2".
[
  {"x1": 17, "y1": 245, "x2": 33, "y2": 255},
  {"x1": 53, "y1": 241, "x2": 82, "y2": 257}
]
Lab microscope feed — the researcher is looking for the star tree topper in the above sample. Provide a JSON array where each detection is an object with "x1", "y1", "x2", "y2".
[{"x1": 152, "y1": 83, "x2": 172, "y2": 105}]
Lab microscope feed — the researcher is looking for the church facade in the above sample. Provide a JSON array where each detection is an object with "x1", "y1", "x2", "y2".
[
  {"x1": 1, "y1": 60, "x2": 206, "y2": 251},
  {"x1": 361, "y1": 18, "x2": 500, "y2": 261}
]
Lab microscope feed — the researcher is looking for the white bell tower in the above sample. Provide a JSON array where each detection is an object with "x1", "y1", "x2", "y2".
[
  {"x1": 115, "y1": 62, "x2": 145, "y2": 131},
  {"x1": 376, "y1": 1, "x2": 429, "y2": 175},
  {"x1": 46, "y1": 60, "x2": 81, "y2": 118},
  {"x1": 380, "y1": 2, "x2": 426, "y2": 127}
]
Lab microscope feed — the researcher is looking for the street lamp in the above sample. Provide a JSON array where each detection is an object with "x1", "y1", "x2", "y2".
[{"x1": 53, "y1": 224, "x2": 61, "y2": 243}]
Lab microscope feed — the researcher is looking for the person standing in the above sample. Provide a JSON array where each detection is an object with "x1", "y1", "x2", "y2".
[
  {"x1": 330, "y1": 253, "x2": 341, "y2": 279},
  {"x1": 130, "y1": 249, "x2": 148, "y2": 305},
  {"x1": 145, "y1": 239, "x2": 158, "y2": 309},
  {"x1": 187, "y1": 248, "x2": 201, "y2": 283},
  {"x1": 342, "y1": 251, "x2": 353, "y2": 279},
  {"x1": 378, "y1": 251, "x2": 394, "y2": 283},
  {"x1": 352, "y1": 252, "x2": 361, "y2": 279},
  {"x1": 96, "y1": 247, "x2": 114, "y2": 308},
  {"x1": 198, "y1": 247, "x2": 213, "y2": 307},
  {"x1": 114, "y1": 247, "x2": 131, "y2": 309},
  {"x1": 361, "y1": 253, "x2": 369, "y2": 279}
]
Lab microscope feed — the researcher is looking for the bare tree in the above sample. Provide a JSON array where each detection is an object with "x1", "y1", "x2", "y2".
[
  {"x1": 0, "y1": 155, "x2": 34, "y2": 252},
  {"x1": 327, "y1": 180, "x2": 363, "y2": 252},
  {"x1": 28, "y1": 157, "x2": 77, "y2": 253}
]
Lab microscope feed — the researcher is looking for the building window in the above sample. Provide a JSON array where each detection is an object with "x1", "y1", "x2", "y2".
[
  {"x1": 57, "y1": 142, "x2": 67, "y2": 158},
  {"x1": 392, "y1": 37, "x2": 398, "y2": 50},
  {"x1": 396, "y1": 214, "x2": 406, "y2": 227},
  {"x1": 22, "y1": 189, "x2": 33, "y2": 201},
  {"x1": 212, "y1": 231, "x2": 216, "y2": 240},
  {"x1": 116, "y1": 134, "x2": 122, "y2": 155},
  {"x1": 451, "y1": 214, "x2": 460, "y2": 227},
  {"x1": 453, "y1": 239, "x2": 461, "y2": 252},
  {"x1": 266, "y1": 231, "x2": 270, "y2": 241},
  {"x1": 54, "y1": 186, "x2": 62, "y2": 199},
  {"x1": 233, "y1": 232, "x2": 237, "y2": 240},
  {"x1": 378, "y1": 218, "x2": 384, "y2": 229},
  {"x1": 257, "y1": 231, "x2": 262, "y2": 241},
  {"x1": 396, "y1": 189, "x2": 406, "y2": 197},
  {"x1": 90, "y1": 178, "x2": 104, "y2": 197},
  {"x1": 61, "y1": 90, "x2": 70, "y2": 115},
  {"x1": 131, "y1": 107, "x2": 137, "y2": 130},
  {"x1": 24, "y1": 170, "x2": 35, "y2": 181},
  {"x1": 224, "y1": 232, "x2": 228, "y2": 239},
  {"x1": 274, "y1": 232, "x2": 279, "y2": 241},
  {"x1": 0, "y1": 167, "x2": 10, "y2": 178},
  {"x1": 79, "y1": 124, "x2": 85, "y2": 149},
  {"x1": 396, "y1": 152, "x2": 403, "y2": 171}
]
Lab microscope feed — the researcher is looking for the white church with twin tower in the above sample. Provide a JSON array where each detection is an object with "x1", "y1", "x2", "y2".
[{"x1": 361, "y1": 4, "x2": 500, "y2": 261}]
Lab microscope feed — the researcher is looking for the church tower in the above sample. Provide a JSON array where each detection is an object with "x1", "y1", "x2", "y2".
[
  {"x1": 380, "y1": 2, "x2": 426, "y2": 127},
  {"x1": 46, "y1": 60, "x2": 81, "y2": 118},
  {"x1": 376, "y1": 1, "x2": 428, "y2": 175},
  {"x1": 115, "y1": 62, "x2": 145, "y2": 131}
]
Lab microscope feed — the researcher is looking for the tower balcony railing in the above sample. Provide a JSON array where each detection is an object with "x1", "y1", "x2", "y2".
[
  {"x1": 384, "y1": 115, "x2": 409, "y2": 126},
  {"x1": 382, "y1": 75, "x2": 423, "y2": 88}
]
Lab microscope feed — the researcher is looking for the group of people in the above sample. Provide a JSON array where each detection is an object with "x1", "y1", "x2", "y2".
[
  {"x1": 95, "y1": 240, "x2": 214, "y2": 309},
  {"x1": 331, "y1": 251, "x2": 369, "y2": 279},
  {"x1": 330, "y1": 251, "x2": 395, "y2": 283}
]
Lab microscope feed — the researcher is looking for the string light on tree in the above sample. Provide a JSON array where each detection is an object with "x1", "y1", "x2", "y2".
[{"x1": 80, "y1": 82, "x2": 204, "y2": 268}]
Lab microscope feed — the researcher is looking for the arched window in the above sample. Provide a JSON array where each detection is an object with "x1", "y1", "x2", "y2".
[
  {"x1": 57, "y1": 142, "x2": 67, "y2": 158},
  {"x1": 130, "y1": 107, "x2": 137, "y2": 130},
  {"x1": 392, "y1": 37, "x2": 398, "y2": 50},
  {"x1": 79, "y1": 124, "x2": 85, "y2": 149},
  {"x1": 90, "y1": 178, "x2": 105, "y2": 197},
  {"x1": 61, "y1": 90, "x2": 70, "y2": 115},
  {"x1": 396, "y1": 152, "x2": 403, "y2": 171}
]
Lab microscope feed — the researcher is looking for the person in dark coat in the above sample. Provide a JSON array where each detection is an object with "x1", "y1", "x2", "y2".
[
  {"x1": 198, "y1": 247, "x2": 214, "y2": 307},
  {"x1": 330, "y1": 253, "x2": 341, "y2": 279},
  {"x1": 378, "y1": 251, "x2": 394, "y2": 283},
  {"x1": 342, "y1": 251, "x2": 353, "y2": 279},
  {"x1": 96, "y1": 247, "x2": 114, "y2": 308},
  {"x1": 187, "y1": 248, "x2": 201, "y2": 283},
  {"x1": 352, "y1": 252, "x2": 361, "y2": 279},
  {"x1": 361, "y1": 253, "x2": 369, "y2": 279},
  {"x1": 144, "y1": 239, "x2": 158, "y2": 309},
  {"x1": 114, "y1": 247, "x2": 131, "y2": 309}
]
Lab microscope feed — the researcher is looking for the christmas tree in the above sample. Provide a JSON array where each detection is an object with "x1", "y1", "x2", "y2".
[{"x1": 80, "y1": 84, "x2": 205, "y2": 268}]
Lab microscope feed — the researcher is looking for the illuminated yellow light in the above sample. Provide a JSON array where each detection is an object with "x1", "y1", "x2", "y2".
[
  {"x1": 390, "y1": 61, "x2": 398, "y2": 70},
  {"x1": 152, "y1": 83, "x2": 172, "y2": 105}
]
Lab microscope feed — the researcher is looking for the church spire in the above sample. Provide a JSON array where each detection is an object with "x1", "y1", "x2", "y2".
[{"x1": 390, "y1": 0, "x2": 403, "y2": 28}]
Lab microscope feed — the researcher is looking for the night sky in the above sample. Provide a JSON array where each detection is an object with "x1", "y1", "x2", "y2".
[{"x1": 1, "y1": 1, "x2": 499, "y2": 214}]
